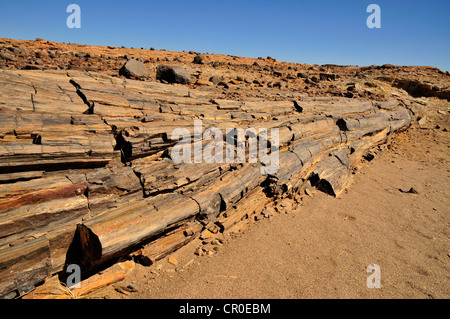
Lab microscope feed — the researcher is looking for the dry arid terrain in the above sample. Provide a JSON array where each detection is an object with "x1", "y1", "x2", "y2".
[
  {"x1": 109, "y1": 117, "x2": 449, "y2": 299},
  {"x1": 0, "y1": 38, "x2": 448, "y2": 299},
  {"x1": 1, "y1": 37, "x2": 449, "y2": 102}
]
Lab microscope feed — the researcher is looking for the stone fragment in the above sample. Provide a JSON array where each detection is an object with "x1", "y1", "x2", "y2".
[
  {"x1": 193, "y1": 54, "x2": 204, "y2": 64},
  {"x1": 156, "y1": 65, "x2": 191, "y2": 84},
  {"x1": 168, "y1": 256, "x2": 178, "y2": 265},
  {"x1": 119, "y1": 59, "x2": 148, "y2": 79}
]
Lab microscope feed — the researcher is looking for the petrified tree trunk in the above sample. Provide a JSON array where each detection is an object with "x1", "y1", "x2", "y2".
[{"x1": 0, "y1": 69, "x2": 414, "y2": 298}]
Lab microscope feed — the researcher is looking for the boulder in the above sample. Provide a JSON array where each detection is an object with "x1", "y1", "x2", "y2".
[
  {"x1": 7, "y1": 47, "x2": 27, "y2": 55},
  {"x1": 193, "y1": 54, "x2": 204, "y2": 64},
  {"x1": 75, "y1": 52, "x2": 90, "y2": 58},
  {"x1": 0, "y1": 51, "x2": 17, "y2": 62},
  {"x1": 119, "y1": 59, "x2": 148, "y2": 79},
  {"x1": 156, "y1": 65, "x2": 191, "y2": 84}
]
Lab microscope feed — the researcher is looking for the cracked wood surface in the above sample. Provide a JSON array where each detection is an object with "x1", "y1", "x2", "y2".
[{"x1": 0, "y1": 69, "x2": 413, "y2": 298}]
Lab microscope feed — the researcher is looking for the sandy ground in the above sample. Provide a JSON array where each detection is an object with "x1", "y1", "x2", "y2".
[{"x1": 96, "y1": 102, "x2": 449, "y2": 300}]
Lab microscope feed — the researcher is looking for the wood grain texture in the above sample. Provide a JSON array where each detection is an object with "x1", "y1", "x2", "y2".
[{"x1": 0, "y1": 69, "x2": 412, "y2": 298}]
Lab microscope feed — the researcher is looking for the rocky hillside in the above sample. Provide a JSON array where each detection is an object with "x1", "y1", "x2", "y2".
[{"x1": 1, "y1": 38, "x2": 449, "y2": 102}]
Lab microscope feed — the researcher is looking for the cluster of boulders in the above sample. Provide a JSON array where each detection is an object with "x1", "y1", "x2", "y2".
[
  {"x1": 0, "y1": 38, "x2": 448, "y2": 101},
  {"x1": 119, "y1": 58, "x2": 192, "y2": 84}
]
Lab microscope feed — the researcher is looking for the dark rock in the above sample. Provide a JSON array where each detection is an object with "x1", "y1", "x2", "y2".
[
  {"x1": 217, "y1": 81, "x2": 229, "y2": 89},
  {"x1": 23, "y1": 64, "x2": 44, "y2": 70},
  {"x1": 193, "y1": 54, "x2": 204, "y2": 64},
  {"x1": 273, "y1": 82, "x2": 282, "y2": 88},
  {"x1": 156, "y1": 65, "x2": 191, "y2": 84},
  {"x1": 75, "y1": 52, "x2": 90, "y2": 58},
  {"x1": 209, "y1": 76, "x2": 221, "y2": 84},
  {"x1": 273, "y1": 71, "x2": 283, "y2": 77},
  {"x1": 7, "y1": 47, "x2": 28, "y2": 55},
  {"x1": 344, "y1": 92, "x2": 354, "y2": 98},
  {"x1": 399, "y1": 187, "x2": 419, "y2": 194},
  {"x1": 319, "y1": 73, "x2": 340, "y2": 81},
  {"x1": 363, "y1": 153, "x2": 375, "y2": 162},
  {"x1": 119, "y1": 59, "x2": 148, "y2": 79},
  {"x1": 252, "y1": 61, "x2": 260, "y2": 67}
]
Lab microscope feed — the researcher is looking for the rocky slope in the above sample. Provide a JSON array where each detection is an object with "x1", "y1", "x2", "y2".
[{"x1": 1, "y1": 38, "x2": 449, "y2": 102}]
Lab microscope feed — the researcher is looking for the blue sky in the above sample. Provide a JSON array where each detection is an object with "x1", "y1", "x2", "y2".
[{"x1": 0, "y1": 0, "x2": 449, "y2": 71}]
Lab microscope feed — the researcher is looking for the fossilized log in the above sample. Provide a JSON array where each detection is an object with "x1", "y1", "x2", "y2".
[
  {"x1": 67, "y1": 193, "x2": 200, "y2": 271},
  {"x1": 0, "y1": 69, "x2": 412, "y2": 298},
  {"x1": 133, "y1": 222, "x2": 203, "y2": 266}
]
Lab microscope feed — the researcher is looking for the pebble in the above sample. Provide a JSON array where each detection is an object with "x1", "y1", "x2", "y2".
[
  {"x1": 183, "y1": 259, "x2": 194, "y2": 268},
  {"x1": 168, "y1": 256, "x2": 178, "y2": 265},
  {"x1": 194, "y1": 248, "x2": 204, "y2": 256}
]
